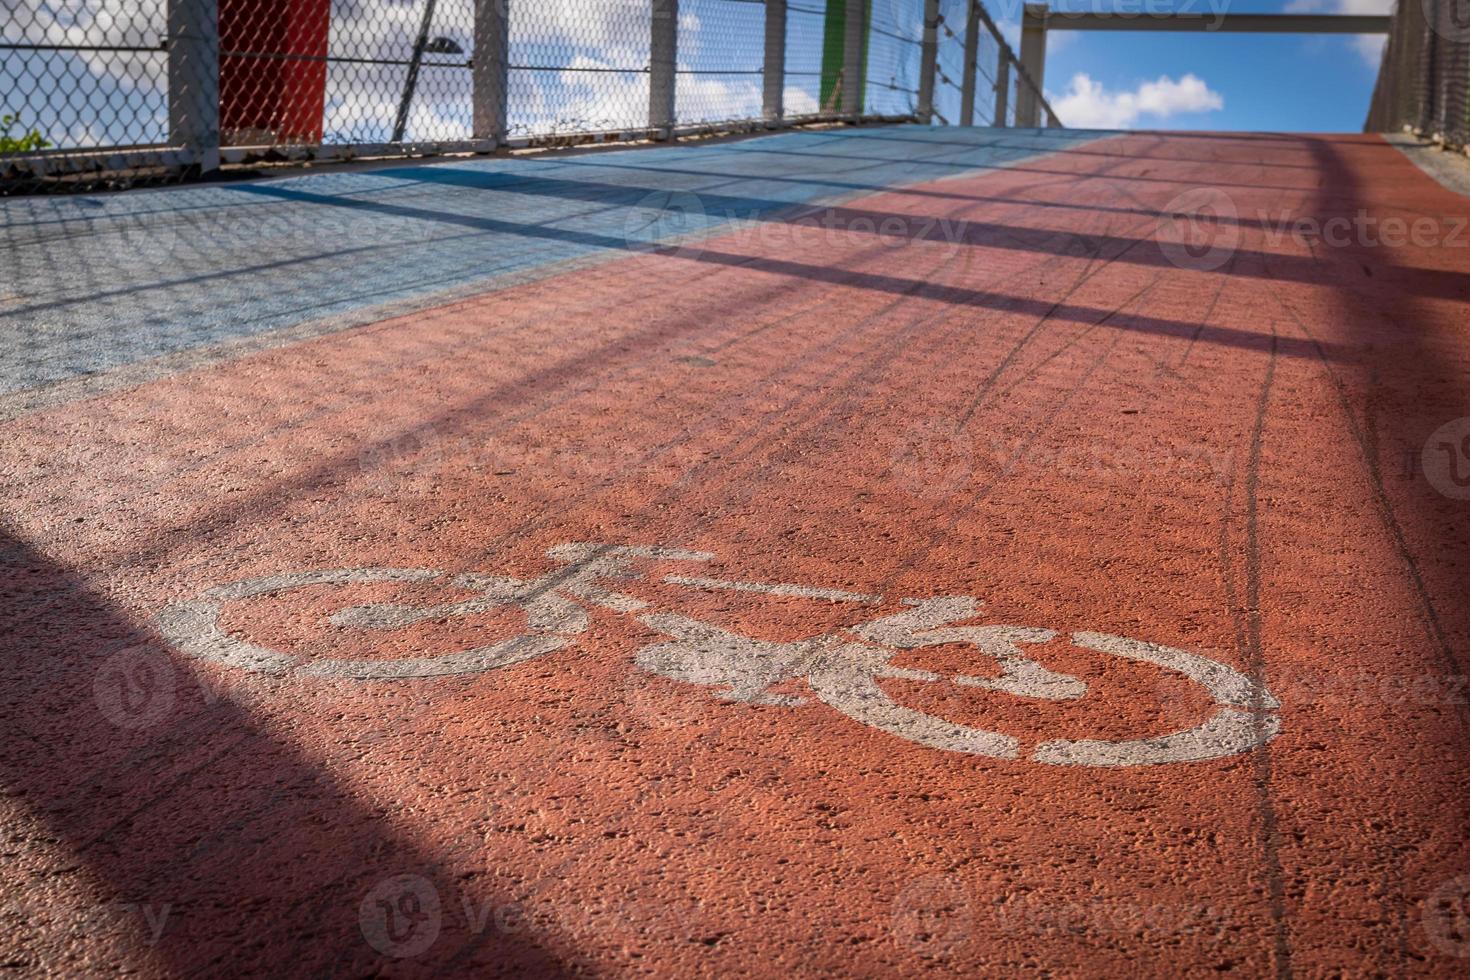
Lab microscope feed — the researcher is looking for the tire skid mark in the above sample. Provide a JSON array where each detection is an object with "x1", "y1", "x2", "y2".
[
  {"x1": 1237, "y1": 326, "x2": 1294, "y2": 980},
  {"x1": 15, "y1": 133, "x2": 1106, "y2": 549},
  {"x1": 1259, "y1": 264, "x2": 1470, "y2": 958},
  {"x1": 419, "y1": 151, "x2": 1180, "y2": 968},
  {"x1": 426, "y1": 149, "x2": 1158, "y2": 667},
  {"x1": 752, "y1": 179, "x2": 1173, "y2": 611},
  {"x1": 1192, "y1": 135, "x2": 1292, "y2": 980},
  {"x1": 9, "y1": 140, "x2": 1171, "y2": 951},
  {"x1": 5, "y1": 135, "x2": 1132, "y2": 556},
  {"x1": 1260, "y1": 281, "x2": 1470, "y2": 740},
  {"x1": 686, "y1": 182, "x2": 1159, "y2": 521},
  {"x1": 17, "y1": 163, "x2": 1070, "y2": 819}
]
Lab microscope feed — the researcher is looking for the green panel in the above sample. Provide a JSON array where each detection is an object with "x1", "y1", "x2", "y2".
[{"x1": 819, "y1": 2, "x2": 871, "y2": 114}]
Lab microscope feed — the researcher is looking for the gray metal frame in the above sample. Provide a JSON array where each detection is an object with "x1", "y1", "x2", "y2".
[
  {"x1": 1018, "y1": 4, "x2": 1394, "y2": 128},
  {"x1": 472, "y1": 0, "x2": 510, "y2": 144},
  {"x1": 165, "y1": 0, "x2": 220, "y2": 173},
  {"x1": 841, "y1": 0, "x2": 869, "y2": 119},
  {"x1": 917, "y1": 0, "x2": 940, "y2": 124},
  {"x1": 1017, "y1": 4, "x2": 1048, "y2": 128},
  {"x1": 959, "y1": 0, "x2": 981, "y2": 127},
  {"x1": 649, "y1": 0, "x2": 679, "y2": 140},
  {"x1": 1047, "y1": 12, "x2": 1393, "y2": 33},
  {"x1": 763, "y1": 0, "x2": 787, "y2": 126}
]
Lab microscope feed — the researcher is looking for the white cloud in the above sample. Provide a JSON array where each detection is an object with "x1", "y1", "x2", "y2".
[
  {"x1": 1351, "y1": 33, "x2": 1388, "y2": 67},
  {"x1": 676, "y1": 75, "x2": 763, "y2": 126},
  {"x1": 1050, "y1": 73, "x2": 1224, "y2": 130},
  {"x1": 1285, "y1": 0, "x2": 1391, "y2": 67},
  {"x1": 783, "y1": 85, "x2": 820, "y2": 116}
]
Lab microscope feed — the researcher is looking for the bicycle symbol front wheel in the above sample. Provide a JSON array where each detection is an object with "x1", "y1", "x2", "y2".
[{"x1": 804, "y1": 628, "x2": 1279, "y2": 767}]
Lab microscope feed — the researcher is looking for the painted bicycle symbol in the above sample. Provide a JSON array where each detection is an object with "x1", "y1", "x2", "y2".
[{"x1": 155, "y1": 543, "x2": 1280, "y2": 767}]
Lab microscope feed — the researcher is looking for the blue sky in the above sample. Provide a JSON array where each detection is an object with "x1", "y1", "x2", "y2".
[{"x1": 1004, "y1": 0, "x2": 1391, "y2": 132}]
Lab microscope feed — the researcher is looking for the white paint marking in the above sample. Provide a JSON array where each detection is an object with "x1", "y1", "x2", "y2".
[
  {"x1": 663, "y1": 575, "x2": 883, "y2": 604},
  {"x1": 163, "y1": 567, "x2": 585, "y2": 680},
  {"x1": 297, "y1": 633, "x2": 570, "y2": 680},
  {"x1": 806, "y1": 648, "x2": 1023, "y2": 760},
  {"x1": 154, "y1": 544, "x2": 1282, "y2": 766},
  {"x1": 1069, "y1": 631, "x2": 1280, "y2": 711},
  {"x1": 852, "y1": 599, "x2": 1087, "y2": 701},
  {"x1": 1029, "y1": 631, "x2": 1279, "y2": 766},
  {"x1": 636, "y1": 613, "x2": 813, "y2": 706},
  {"x1": 1032, "y1": 710, "x2": 1280, "y2": 767},
  {"x1": 155, "y1": 599, "x2": 296, "y2": 675}
]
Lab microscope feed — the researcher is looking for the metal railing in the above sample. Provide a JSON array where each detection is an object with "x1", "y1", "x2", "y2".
[
  {"x1": 1367, "y1": 0, "x2": 1470, "y2": 151},
  {"x1": 1, "y1": 0, "x2": 1060, "y2": 194},
  {"x1": 921, "y1": 0, "x2": 1058, "y2": 128}
]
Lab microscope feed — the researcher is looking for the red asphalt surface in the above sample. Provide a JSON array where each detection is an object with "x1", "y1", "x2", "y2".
[{"x1": 3, "y1": 132, "x2": 1470, "y2": 976}]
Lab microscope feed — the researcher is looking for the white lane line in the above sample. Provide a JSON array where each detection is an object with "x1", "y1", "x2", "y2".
[{"x1": 663, "y1": 575, "x2": 883, "y2": 604}]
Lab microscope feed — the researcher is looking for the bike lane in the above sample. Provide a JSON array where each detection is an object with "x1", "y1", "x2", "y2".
[{"x1": 1, "y1": 132, "x2": 1469, "y2": 976}]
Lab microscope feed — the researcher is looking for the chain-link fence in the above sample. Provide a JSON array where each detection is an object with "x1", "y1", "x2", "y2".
[
  {"x1": 1367, "y1": 0, "x2": 1470, "y2": 151},
  {"x1": 2, "y1": 0, "x2": 1060, "y2": 194},
  {"x1": 921, "y1": 0, "x2": 1057, "y2": 128}
]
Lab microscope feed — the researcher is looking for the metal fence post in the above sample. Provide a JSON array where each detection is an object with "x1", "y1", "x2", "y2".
[
  {"x1": 841, "y1": 0, "x2": 867, "y2": 118},
  {"x1": 959, "y1": 0, "x2": 980, "y2": 126},
  {"x1": 917, "y1": 0, "x2": 940, "y2": 123},
  {"x1": 1430, "y1": 0, "x2": 1454, "y2": 140},
  {"x1": 473, "y1": 0, "x2": 509, "y2": 146},
  {"x1": 1420, "y1": 0, "x2": 1437, "y2": 135},
  {"x1": 994, "y1": 50, "x2": 1010, "y2": 127},
  {"x1": 764, "y1": 0, "x2": 787, "y2": 125},
  {"x1": 1018, "y1": 3, "x2": 1048, "y2": 127},
  {"x1": 167, "y1": 0, "x2": 220, "y2": 173},
  {"x1": 650, "y1": 0, "x2": 679, "y2": 139}
]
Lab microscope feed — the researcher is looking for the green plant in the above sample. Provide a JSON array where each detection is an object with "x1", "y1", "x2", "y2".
[{"x1": 1, "y1": 113, "x2": 50, "y2": 153}]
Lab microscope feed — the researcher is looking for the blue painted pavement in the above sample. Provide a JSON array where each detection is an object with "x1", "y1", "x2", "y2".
[{"x1": 0, "y1": 126, "x2": 1099, "y2": 401}]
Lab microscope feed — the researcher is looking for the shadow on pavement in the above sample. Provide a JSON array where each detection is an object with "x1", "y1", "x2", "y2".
[{"x1": 0, "y1": 529, "x2": 578, "y2": 975}]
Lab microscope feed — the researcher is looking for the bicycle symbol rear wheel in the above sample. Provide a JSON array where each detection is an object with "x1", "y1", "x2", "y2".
[{"x1": 155, "y1": 568, "x2": 585, "y2": 679}]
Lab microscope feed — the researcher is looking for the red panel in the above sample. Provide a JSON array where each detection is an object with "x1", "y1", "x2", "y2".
[{"x1": 220, "y1": 0, "x2": 331, "y2": 144}]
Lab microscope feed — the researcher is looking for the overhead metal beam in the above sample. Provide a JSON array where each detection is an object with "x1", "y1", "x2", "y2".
[
  {"x1": 1045, "y1": 13, "x2": 1392, "y2": 33},
  {"x1": 1021, "y1": 5, "x2": 1391, "y2": 128}
]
